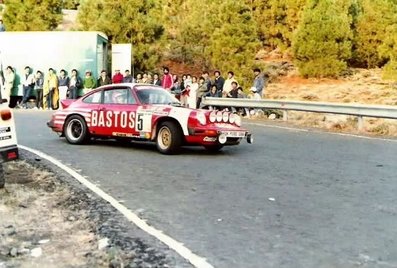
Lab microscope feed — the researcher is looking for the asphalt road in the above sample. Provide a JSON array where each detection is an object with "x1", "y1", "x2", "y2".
[{"x1": 14, "y1": 110, "x2": 397, "y2": 268}]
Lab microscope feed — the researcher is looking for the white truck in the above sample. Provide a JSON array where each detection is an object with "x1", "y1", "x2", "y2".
[{"x1": 0, "y1": 98, "x2": 18, "y2": 187}]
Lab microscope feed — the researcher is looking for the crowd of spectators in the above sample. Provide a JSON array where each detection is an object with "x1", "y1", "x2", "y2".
[{"x1": 0, "y1": 65, "x2": 268, "y2": 115}]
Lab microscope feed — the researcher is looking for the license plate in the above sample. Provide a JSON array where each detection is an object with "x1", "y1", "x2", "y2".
[{"x1": 222, "y1": 131, "x2": 246, "y2": 138}]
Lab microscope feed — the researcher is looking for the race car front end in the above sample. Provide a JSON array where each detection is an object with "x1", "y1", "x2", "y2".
[
  {"x1": 186, "y1": 110, "x2": 253, "y2": 147},
  {"x1": 0, "y1": 104, "x2": 18, "y2": 163}
]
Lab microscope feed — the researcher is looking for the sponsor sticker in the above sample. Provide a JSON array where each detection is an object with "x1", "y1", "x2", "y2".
[
  {"x1": 203, "y1": 136, "x2": 217, "y2": 142},
  {"x1": 0, "y1": 127, "x2": 11, "y2": 134},
  {"x1": 0, "y1": 135, "x2": 12, "y2": 141}
]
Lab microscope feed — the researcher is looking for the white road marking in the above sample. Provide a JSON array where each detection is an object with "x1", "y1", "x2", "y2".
[
  {"x1": 245, "y1": 122, "x2": 397, "y2": 143},
  {"x1": 19, "y1": 145, "x2": 214, "y2": 268}
]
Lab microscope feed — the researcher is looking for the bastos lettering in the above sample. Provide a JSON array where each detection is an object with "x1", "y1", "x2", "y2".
[{"x1": 91, "y1": 111, "x2": 136, "y2": 128}]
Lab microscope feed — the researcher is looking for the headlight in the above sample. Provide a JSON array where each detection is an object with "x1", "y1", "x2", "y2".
[
  {"x1": 197, "y1": 112, "x2": 207, "y2": 125},
  {"x1": 216, "y1": 111, "x2": 223, "y2": 122},
  {"x1": 209, "y1": 111, "x2": 217, "y2": 123},
  {"x1": 235, "y1": 115, "x2": 242, "y2": 126},
  {"x1": 222, "y1": 112, "x2": 229, "y2": 123},
  {"x1": 229, "y1": 113, "x2": 236, "y2": 124}
]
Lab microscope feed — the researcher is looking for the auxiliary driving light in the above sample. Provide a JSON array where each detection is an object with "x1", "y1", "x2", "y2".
[
  {"x1": 235, "y1": 115, "x2": 242, "y2": 126},
  {"x1": 222, "y1": 112, "x2": 229, "y2": 123},
  {"x1": 216, "y1": 111, "x2": 223, "y2": 122},
  {"x1": 229, "y1": 113, "x2": 236, "y2": 124},
  {"x1": 209, "y1": 111, "x2": 217, "y2": 123}
]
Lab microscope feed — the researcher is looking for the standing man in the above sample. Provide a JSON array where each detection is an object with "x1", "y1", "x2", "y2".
[
  {"x1": 82, "y1": 70, "x2": 96, "y2": 96},
  {"x1": 112, "y1": 69, "x2": 123, "y2": 84},
  {"x1": 222, "y1": 71, "x2": 237, "y2": 97},
  {"x1": 213, "y1": 71, "x2": 225, "y2": 96},
  {"x1": 34, "y1": 71, "x2": 44, "y2": 109},
  {"x1": 3, "y1": 66, "x2": 15, "y2": 103},
  {"x1": 43, "y1": 68, "x2": 59, "y2": 110},
  {"x1": 68, "y1": 69, "x2": 82, "y2": 99},
  {"x1": 161, "y1": 67, "x2": 173, "y2": 91},
  {"x1": 97, "y1": 70, "x2": 111, "y2": 87},
  {"x1": 21, "y1": 66, "x2": 35, "y2": 108},
  {"x1": 152, "y1": 73, "x2": 161, "y2": 86},
  {"x1": 123, "y1": 70, "x2": 133, "y2": 83},
  {"x1": 202, "y1": 71, "x2": 212, "y2": 92},
  {"x1": 58, "y1": 69, "x2": 70, "y2": 101},
  {"x1": 253, "y1": 68, "x2": 266, "y2": 98}
]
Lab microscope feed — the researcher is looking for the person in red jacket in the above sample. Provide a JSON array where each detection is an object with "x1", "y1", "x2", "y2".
[
  {"x1": 112, "y1": 69, "x2": 124, "y2": 84},
  {"x1": 161, "y1": 67, "x2": 173, "y2": 91}
]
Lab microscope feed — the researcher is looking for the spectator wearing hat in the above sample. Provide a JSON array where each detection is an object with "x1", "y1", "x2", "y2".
[
  {"x1": 82, "y1": 70, "x2": 96, "y2": 96},
  {"x1": 249, "y1": 86, "x2": 261, "y2": 100},
  {"x1": 112, "y1": 69, "x2": 123, "y2": 84},
  {"x1": 253, "y1": 68, "x2": 267, "y2": 97},
  {"x1": 97, "y1": 70, "x2": 111, "y2": 87}
]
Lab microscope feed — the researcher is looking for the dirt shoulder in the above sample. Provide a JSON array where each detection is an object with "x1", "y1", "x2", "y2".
[{"x1": 0, "y1": 152, "x2": 191, "y2": 268}]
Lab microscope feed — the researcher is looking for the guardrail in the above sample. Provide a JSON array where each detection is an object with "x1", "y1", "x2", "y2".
[{"x1": 201, "y1": 97, "x2": 397, "y2": 131}]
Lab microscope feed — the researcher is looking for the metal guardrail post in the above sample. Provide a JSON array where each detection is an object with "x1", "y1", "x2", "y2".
[
  {"x1": 283, "y1": 110, "x2": 288, "y2": 122},
  {"x1": 357, "y1": 116, "x2": 364, "y2": 132}
]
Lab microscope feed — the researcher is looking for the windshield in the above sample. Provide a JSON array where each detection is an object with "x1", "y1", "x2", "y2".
[{"x1": 136, "y1": 88, "x2": 180, "y2": 105}]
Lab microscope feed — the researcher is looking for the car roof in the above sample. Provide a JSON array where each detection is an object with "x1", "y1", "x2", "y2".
[{"x1": 95, "y1": 83, "x2": 164, "y2": 90}]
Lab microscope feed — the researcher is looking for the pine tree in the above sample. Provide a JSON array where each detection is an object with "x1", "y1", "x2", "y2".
[
  {"x1": 251, "y1": 0, "x2": 306, "y2": 51},
  {"x1": 78, "y1": 0, "x2": 164, "y2": 72},
  {"x1": 292, "y1": 0, "x2": 353, "y2": 78},
  {"x1": 2, "y1": 0, "x2": 62, "y2": 31},
  {"x1": 379, "y1": 23, "x2": 397, "y2": 79},
  {"x1": 206, "y1": 0, "x2": 260, "y2": 86},
  {"x1": 351, "y1": 0, "x2": 396, "y2": 68}
]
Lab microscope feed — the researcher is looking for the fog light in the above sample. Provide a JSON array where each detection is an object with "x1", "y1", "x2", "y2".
[
  {"x1": 218, "y1": 134, "x2": 227, "y2": 144},
  {"x1": 209, "y1": 111, "x2": 216, "y2": 123},
  {"x1": 222, "y1": 112, "x2": 229, "y2": 123},
  {"x1": 229, "y1": 113, "x2": 236, "y2": 124},
  {"x1": 216, "y1": 111, "x2": 223, "y2": 122},
  {"x1": 235, "y1": 115, "x2": 242, "y2": 126}
]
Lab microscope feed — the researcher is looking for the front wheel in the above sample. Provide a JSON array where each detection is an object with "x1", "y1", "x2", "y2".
[
  {"x1": 156, "y1": 121, "x2": 182, "y2": 154},
  {"x1": 64, "y1": 115, "x2": 89, "y2": 144}
]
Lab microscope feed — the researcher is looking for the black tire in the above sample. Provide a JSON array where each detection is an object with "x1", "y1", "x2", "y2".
[
  {"x1": 156, "y1": 121, "x2": 182, "y2": 154},
  {"x1": 204, "y1": 144, "x2": 224, "y2": 153},
  {"x1": 0, "y1": 163, "x2": 4, "y2": 188},
  {"x1": 64, "y1": 115, "x2": 89, "y2": 145}
]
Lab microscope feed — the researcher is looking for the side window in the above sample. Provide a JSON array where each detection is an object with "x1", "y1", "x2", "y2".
[
  {"x1": 104, "y1": 88, "x2": 136, "y2": 105},
  {"x1": 83, "y1": 91, "x2": 102, "y2": 104}
]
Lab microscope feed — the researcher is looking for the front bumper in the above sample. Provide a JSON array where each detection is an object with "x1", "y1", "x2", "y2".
[
  {"x1": 186, "y1": 127, "x2": 253, "y2": 146},
  {"x1": 0, "y1": 145, "x2": 19, "y2": 162}
]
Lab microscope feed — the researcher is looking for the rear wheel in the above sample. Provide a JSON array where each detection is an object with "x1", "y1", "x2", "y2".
[
  {"x1": 156, "y1": 121, "x2": 182, "y2": 154},
  {"x1": 204, "y1": 144, "x2": 224, "y2": 152},
  {"x1": 64, "y1": 115, "x2": 89, "y2": 144}
]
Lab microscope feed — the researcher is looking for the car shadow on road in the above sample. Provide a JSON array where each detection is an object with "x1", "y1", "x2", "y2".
[{"x1": 86, "y1": 138, "x2": 250, "y2": 156}]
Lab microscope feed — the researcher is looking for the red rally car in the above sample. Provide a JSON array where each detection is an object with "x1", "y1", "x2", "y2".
[{"x1": 47, "y1": 84, "x2": 253, "y2": 154}]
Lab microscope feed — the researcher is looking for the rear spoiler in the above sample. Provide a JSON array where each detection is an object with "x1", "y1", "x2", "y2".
[{"x1": 60, "y1": 99, "x2": 75, "y2": 109}]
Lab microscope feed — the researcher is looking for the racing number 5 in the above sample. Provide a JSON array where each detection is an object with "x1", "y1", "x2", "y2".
[{"x1": 136, "y1": 114, "x2": 143, "y2": 131}]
